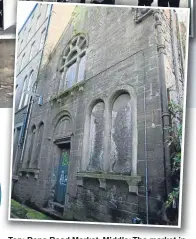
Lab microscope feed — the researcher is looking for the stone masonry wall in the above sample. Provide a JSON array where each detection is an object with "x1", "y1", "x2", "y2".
[
  {"x1": 0, "y1": 40, "x2": 15, "y2": 108},
  {"x1": 12, "y1": 7, "x2": 177, "y2": 224}
]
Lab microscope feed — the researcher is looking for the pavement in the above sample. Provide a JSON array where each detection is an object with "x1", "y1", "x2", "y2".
[{"x1": 0, "y1": 25, "x2": 16, "y2": 39}]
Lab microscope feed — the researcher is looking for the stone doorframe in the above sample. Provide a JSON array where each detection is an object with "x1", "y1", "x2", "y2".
[{"x1": 48, "y1": 135, "x2": 72, "y2": 213}]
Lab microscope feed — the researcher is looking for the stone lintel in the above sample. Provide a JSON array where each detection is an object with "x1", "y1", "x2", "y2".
[{"x1": 50, "y1": 81, "x2": 85, "y2": 102}]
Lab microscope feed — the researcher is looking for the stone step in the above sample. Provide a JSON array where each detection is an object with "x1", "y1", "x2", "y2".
[{"x1": 41, "y1": 207, "x2": 64, "y2": 220}]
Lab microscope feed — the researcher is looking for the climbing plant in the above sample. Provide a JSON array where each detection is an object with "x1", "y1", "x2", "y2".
[{"x1": 165, "y1": 100, "x2": 183, "y2": 224}]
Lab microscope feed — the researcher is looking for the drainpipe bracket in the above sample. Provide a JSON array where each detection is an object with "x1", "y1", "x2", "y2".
[
  {"x1": 162, "y1": 112, "x2": 170, "y2": 117},
  {"x1": 155, "y1": 21, "x2": 162, "y2": 28}
]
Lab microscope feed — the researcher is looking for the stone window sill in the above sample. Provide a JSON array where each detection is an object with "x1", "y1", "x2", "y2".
[
  {"x1": 50, "y1": 81, "x2": 85, "y2": 103},
  {"x1": 76, "y1": 172, "x2": 141, "y2": 194},
  {"x1": 18, "y1": 168, "x2": 40, "y2": 180}
]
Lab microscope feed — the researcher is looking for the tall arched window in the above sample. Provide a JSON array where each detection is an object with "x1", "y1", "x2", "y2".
[
  {"x1": 59, "y1": 34, "x2": 87, "y2": 91},
  {"x1": 110, "y1": 93, "x2": 132, "y2": 174},
  {"x1": 18, "y1": 71, "x2": 34, "y2": 110},
  {"x1": 18, "y1": 76, "x2": 28, "y2": 109},
  {"x1": 27, "y1": 125, "x2": 36, "y2": 168},
  {"x1": 24, "y1": 70, "x2": 34, "y2": 105},
  {"x1": 20, "y1": 53, "x2": 25, "y2": 71},
  {"x1": 33, "y1": 122, "x2": 44, "y2": 168},
  {"x1": 29, "y1": 41, "x2": 35, "y2": 61},
  {"x1": 87, "y1": 101, "x2": 105, "y2": 172}
]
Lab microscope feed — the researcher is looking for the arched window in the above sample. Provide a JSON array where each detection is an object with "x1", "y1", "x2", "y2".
[
  {"x1": 82, "y1": 86, "x2": 137, "y2": 174},
  {"x1": 87, "y1": 101, "x2": 105, "y2": 172},
  {"x1": 54, "y1": 116, "x2": 72, "y2": 140},
  {"x1": 33, "y1": 122, "x2": 44, "y2": 168},
  {"x1": 18, "y1": 71, "x2": 34, "y2": 110},
  {"x1": 27, "y1": 27, "x2": 31, "y2": 42},
  {"x1": 20, "y1": 53, "x2": 25, "y2": 71},
  {"x1": 27, "y1": 125, "x2": 36, "y2": 168},
  {"x1": 15, "y1": 84, "x2": 18, "y2": 97},
  {"x1": 36, "y1": 15, "x2": 40, "y2": 31},
  {"x1": 39, "y1": 29, "x2": 46, "y2": 51},
  {"x1": 18, "y1": 76, "x2": 28, "y2": 109},
  {"x1": 110, "y1": 93, "x2": 132, "y2": 174},
  {"x1": 19, "y1": 40, "x2": 23, "y2": 53},
  {"x1": 59, "y1": 34, "x2": 87, "y2": 90},
  {"x1": 29, "y1": 41, "x2": 35, "y2": 61}
]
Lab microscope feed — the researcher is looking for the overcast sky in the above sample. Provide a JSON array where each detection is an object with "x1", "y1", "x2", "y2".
[{"x1": 17, "y1": 2, "x2": 36, "y2": 32}]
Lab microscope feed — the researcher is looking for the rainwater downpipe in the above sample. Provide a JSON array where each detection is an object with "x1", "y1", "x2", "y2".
[
  {"x1": 154, "y1": 11, "x2": 170, "y2": 199},
  {"x1": 143, "y1": 51, "x2": 149, "y2": 225},
  {"x1": 20, "y1": 96, "x2": 33, "y2": 165}
]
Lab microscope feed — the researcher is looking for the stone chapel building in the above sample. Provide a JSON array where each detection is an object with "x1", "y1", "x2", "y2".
[{"x1": 11, "y1": 5, "x2": 187, "y2": 224}]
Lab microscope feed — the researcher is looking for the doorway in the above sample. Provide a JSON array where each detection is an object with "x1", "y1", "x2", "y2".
[{"x1": 54, "y1": 142, "x2": 70, "y2": 205}]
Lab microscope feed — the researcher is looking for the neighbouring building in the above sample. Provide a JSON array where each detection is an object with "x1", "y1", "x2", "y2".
[
  {"x1": 0, "y1": 40, "x2": 15, "y2": 107},
  {"x1": 11, "y1": 5, "x2": 187, "y2": 225},
  {"x1": 13, "y1": 3, "x2": 74, "y2": 182},
  {"x1": 13, "y1": 3, "x2": 52, "y2": 180}
]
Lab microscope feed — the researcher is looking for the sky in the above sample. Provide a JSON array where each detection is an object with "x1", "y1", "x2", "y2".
[{"x1": 17, "y1": 2, "x2": 36, "y2": 32}]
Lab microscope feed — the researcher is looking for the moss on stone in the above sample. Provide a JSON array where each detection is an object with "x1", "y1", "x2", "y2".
[
  {"x1": 11, "y1": 199, "x2": 52, "y2": 220},
  {"x1": 71, "y1": 6, "x2": 88, "y2": 36}
]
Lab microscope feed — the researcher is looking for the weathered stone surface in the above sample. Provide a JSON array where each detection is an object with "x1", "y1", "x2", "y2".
[
  {"x1": 12, "y1": 6, "x2": 186, "y2": 224},
  {"x1": 87, "y1": 101, "x2": 105, "y2": 172},
  {"x1": 0, "y1": 40, "x2": 15, "y2": 108}
]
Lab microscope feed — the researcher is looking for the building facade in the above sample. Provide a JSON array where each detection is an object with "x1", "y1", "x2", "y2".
[
  {"x1": 13, "y1": 3, "x2": 52, "y2": 181},
  {"x1": 12, "y1": 6, "x2": 186, "y2": 224},
  {"x1": 13, "y1": 2, "x2": 75, "y2": 184},
  {"x1": 0, "y1": 40, "x2": 15, "y2": 107}
]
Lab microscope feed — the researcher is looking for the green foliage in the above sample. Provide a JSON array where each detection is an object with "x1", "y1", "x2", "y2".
[
  {"x1": 11, "y1": 199, "x2": 52, "y2": 220},
  {"x1": 71, "y1": 6, "x2": 88, "y2": 35},
  {"x1": 165, "y1": 101, "x2": 182, "y2": 211},
  {"x1": 165, "y1": 188, "x2": 179, "y2": 209}
]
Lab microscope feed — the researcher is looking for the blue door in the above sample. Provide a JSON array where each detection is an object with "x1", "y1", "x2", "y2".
[{"x1": 54, "y1": 148, "x2": 69, "y2": 204}]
